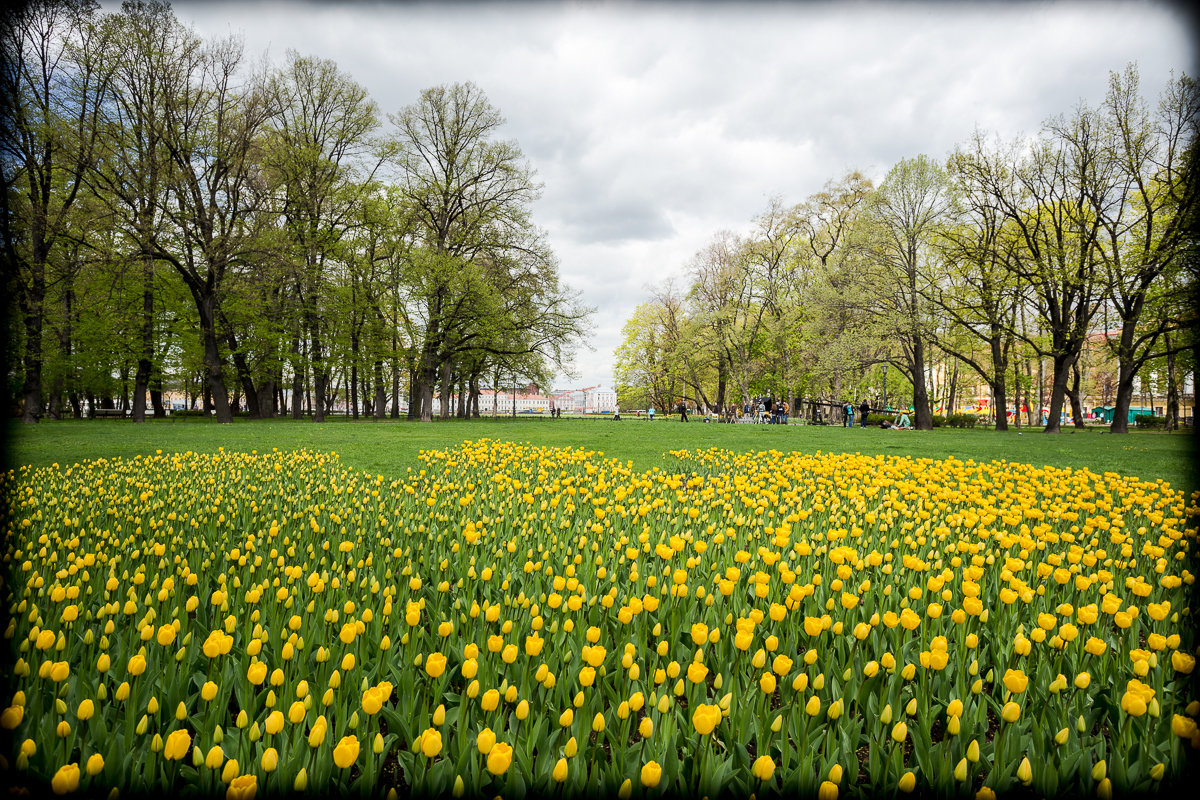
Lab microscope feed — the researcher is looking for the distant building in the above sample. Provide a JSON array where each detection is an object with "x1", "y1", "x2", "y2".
[
  {"x1": 550, "y1": 385, "x2": 617, "y2": 413},
  {"x1": 432, "y1": 387, "x2": 551, "y2": 415}
]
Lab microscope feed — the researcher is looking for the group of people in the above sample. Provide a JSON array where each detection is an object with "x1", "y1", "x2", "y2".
[
  {"x1": 843, "y1": 398, "x2": 912, "y2": 429},
  {"x1": 626, "y1": 398, "x2": 912, "y2": 428},
  {"x1": 842, "y1": 399, "x2": 870, "y2": 427}
]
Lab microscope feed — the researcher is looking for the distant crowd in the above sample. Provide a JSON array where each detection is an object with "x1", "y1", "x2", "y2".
[{"x1": 615, "y1": 397, "x2": 912, "y2": 428}]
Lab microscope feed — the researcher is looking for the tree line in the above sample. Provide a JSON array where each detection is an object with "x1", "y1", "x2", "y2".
[
  {"x1": 615, "y1": 65, "x2": 1198, "y2": 433},
  {"x1": 2, "y1": 0, "x2": 591, "y2": 424}
]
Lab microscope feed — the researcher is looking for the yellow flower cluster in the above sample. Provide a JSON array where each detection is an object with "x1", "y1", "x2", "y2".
[{"x1": 0, "y1": 441, "x2": 1196, "y2": 798}]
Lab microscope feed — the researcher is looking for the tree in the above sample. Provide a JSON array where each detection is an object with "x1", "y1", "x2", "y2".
[
  {"x1": 265, "y1": 50, "x2": 381, "y2": 421},
  {"x1": 390, "y1": 82, "x2": 549, "y2": 422},
  {"x1": 614, "y1": 300, "x2": 677, "y2": 414},
  {"x1": 790, "y1": 172, "x2": 874, "y2": 409},
  {"x1": 136, "y1": 30, "x2": 276, "y2": 423},
  {"x1": 1093, "y1": 66, "x2": 1198, "y2": 433},
  {"x1": 688, "y1": 230, "x2": 773, "y2": 410},
  {"x1": 941, "y1": 136, "x2": 1023, "y2": 430},
  {"x1": 854, "y1": 155, "x2": 950, "y2": 430},
  {"x1": 1, "y1": 0, "x2": 112, "y2": 422}
]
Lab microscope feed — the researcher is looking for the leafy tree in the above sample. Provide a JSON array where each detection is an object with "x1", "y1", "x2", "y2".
[
  {"x1": 1, "y1": 0, "x2": 112, "y2": 422},
  {"x1": 1093, "y1": 66, "x2": 1198, "y2": 433},
  {"x1": 854, "y1": 155, "x2": 951, "y2": 430}
]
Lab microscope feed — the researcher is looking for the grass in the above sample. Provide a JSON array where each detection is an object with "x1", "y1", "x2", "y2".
[{"x1": 5, "y1": 416, "x2": 1196, "y2": 492}]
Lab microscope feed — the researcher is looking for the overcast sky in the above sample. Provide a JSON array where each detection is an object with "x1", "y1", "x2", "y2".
[{"x1": 167, "y1": 0, "x2": 1194, "y2": 390}]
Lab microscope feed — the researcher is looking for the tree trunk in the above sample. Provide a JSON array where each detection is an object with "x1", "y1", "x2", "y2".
[
  {"x1": 203, "y1": 370, "x2": 213, "y2": 414},
  {"x1": 196, "y1": 294, "x2": 233, "y2": 423},
  {"x1": 132, "y1": 256, "x2": 154, "y2": 423},
  {"x1": 438, "y1": 360, "x2": 453, "y2": 420},
  {"x1": 947, "y1": 359, "x2": 959, "y2": 417},
  {"x1": 291, "y1": 333, "x2": 305, "y2": 420},
  {"x1": 416, "y1": 335, "x2": 438, "y2": 422},
  {"x1": 1024, "y1": 356, "x2": 1035, "y2": 427},
  {"x1": 48, "y1": 281, "x2": 75, "y2": 421},
  {"x1": 1165, "y1": 333, "x2": 1179, "y2": 432},
  {"x1": 259, "y1": 378, "x2": 276, "y2": 418},
  {"x1": 408, "y1": 365, "x2": 420, "y2": 420},
  {"x1": 350, "y1": 359, "x2": 359, "y2": 420},
  {"x1": 1067, "y1": 360, "x2": 1086, "y2": 430},
  {"x1": 988, "y1": 334, "x2": 1009, "y2": 431},
  {"x1": 20, "y1": 270, "x2": 45, "y2": 423},
  {"x1": 1042, "y1": 352, "x2": 1075, "y2": 434},
  {"x1": 223, "y1": 328, "x2": 260, "y2": 418},
  {"x1": 374, "y1": 360, "x2": 386, "y2": 420},
  {"x1": 911, "y1": 338, "x2": 933, "y2": 430},
  {"x1": 419, "y1": 378, "x2": 435, "y2": 422},
  {"x1": 715, "y1": 353, "x2": 728, "y2": 413},
  {"x1": 309, "y1": 312, "x2": 327, "y2": 423}
]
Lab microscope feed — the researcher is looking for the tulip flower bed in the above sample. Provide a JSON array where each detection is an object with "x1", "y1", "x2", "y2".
[{"x1": 1, "y1": 441, "x2": 1197, "y2": 798}]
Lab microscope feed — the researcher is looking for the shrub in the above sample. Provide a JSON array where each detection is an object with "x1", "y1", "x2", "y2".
[
  {"x1": 931, "y1": 414, "x2": 946, "y2": 428},
  {"x1": 866, "y1": 414, "x2": 897, "y2": 426},
  {"x1": 1134, "y1": 414, "x2": 1166, "y2": 429},
  {"x1": 946, "y1": 413, "x2": 979, "y2": 429}
]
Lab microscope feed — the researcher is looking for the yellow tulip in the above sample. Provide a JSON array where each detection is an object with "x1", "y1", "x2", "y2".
[
  {"x1": 1017, "y1": 756, "x2": 1032, "y2": 785},
  {"x1": 640, "y1": 761, "x2": 662, "y2": 788},
  {"x1": 164, "y1": 729, "x2": 192, "y2": 761},
  {"x1": 692, "y1": 703, "x2": 722, "y2": 735},
  {"x1": 421, "y1": 728, "x2": 442, "y2": 758},
  {"x1": 486, "y1": 742, "x2": 513, "y2": 775},
  {"x1": 51, "y1": 763, "x2": 80, "y2": 795},
  {"x1": 476, "y1": 727, "x2": 496, "y2": 755},
  {"x1": 334, "y1": 735, "x2": 359, "y2": 768},
  {"x1": 226, "y1": 774, "x2": 257, "y2": 800}
]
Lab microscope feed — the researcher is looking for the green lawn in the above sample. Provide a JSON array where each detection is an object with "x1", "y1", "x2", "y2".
[{"x1": 5, "y1": 416, "x2": 1196, "y2": 492}]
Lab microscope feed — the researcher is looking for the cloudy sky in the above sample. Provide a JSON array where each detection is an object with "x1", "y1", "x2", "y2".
[{"x1": 168, "y1": 0, "x2": 1193, "y2": 390}]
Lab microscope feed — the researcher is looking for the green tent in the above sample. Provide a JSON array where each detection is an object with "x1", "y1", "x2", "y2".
[{"x1": 1092, "y1": 406, "x2": 1154, "y2": 423}]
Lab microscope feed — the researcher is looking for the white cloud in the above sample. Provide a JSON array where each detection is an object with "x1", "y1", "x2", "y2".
[{"x1": 161, "y1": 0, "x2": 1194, "y2": 388}]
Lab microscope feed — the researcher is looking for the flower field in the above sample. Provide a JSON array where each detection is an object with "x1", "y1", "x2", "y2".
[{"x1": 1, "y1": 440, "x2": 1197, "y2": 798}]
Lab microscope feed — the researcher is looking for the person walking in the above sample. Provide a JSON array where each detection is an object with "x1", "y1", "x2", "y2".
[
  {"x1": 648, "y1": 406, "x2": 655, "y2": 421},
  {"x1": 860, "y1": 398, "x2": 870, "y2": 427},
  {"x1": 680, "y1": 402, "x2": 688, "y2": 422},
  {"x1": 843, "y1": 401, "x2": 852, "y2": 427}
]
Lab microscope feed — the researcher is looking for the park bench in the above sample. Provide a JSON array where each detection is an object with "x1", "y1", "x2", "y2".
[{"x1": 90, "y1": 408, "x2": 125, "y2": 419}]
